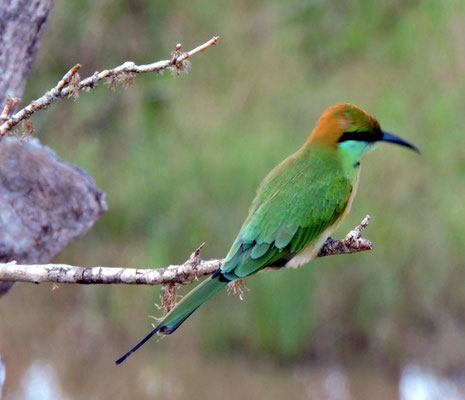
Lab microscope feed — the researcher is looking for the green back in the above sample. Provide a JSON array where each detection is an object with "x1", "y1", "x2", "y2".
[{"x1": 221, "y1": 145, "x2": 353, "y2": 280}]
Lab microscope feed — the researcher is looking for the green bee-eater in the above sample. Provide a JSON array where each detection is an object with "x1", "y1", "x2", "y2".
[{"x1": 116, "y1": 103, "x2": 418, "y2": 364}]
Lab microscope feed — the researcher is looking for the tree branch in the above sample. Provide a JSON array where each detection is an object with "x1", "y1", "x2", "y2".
[
  {"x1": 0, "y1": 35, "x2": 220, "y2": 138},
  {"x1": 0, "y1": 0, "x2": 55, "y2": 106},
  {"x1": 0, "y1": 216, "x2": 372, "y2": 286}
]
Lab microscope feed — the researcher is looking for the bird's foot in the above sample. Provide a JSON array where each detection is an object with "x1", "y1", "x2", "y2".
[{"x1": 227, "y1": 278, "x2": 249, "y2": 300}]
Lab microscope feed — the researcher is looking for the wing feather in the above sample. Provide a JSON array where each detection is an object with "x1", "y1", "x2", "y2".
[{"x1": 221, "y1": 148, "x2": 352, "y2": 279}]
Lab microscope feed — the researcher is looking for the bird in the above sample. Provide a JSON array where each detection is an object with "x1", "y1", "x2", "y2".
[{"x1": 115, "y1": 102, "x2": 418, "y2": 364}]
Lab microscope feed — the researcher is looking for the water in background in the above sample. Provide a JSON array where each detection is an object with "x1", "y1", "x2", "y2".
[{"x1": 10, "y1": 359, "x2": 465, "y2": 400}]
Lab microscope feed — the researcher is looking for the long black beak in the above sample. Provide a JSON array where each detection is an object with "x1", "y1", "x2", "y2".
[{"x1": 380, "y1": 131, "x2": 420, "y2": 153}]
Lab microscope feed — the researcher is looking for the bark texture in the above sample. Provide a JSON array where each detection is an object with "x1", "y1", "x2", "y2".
[
  {"x1": 0, "y1": 138, "x2": 107, "y2": 294},
  {"x1": 0, "y1": 0, "x2": 107, "y2": 296},
  {"x1": 0, "y1": 216, "x2": 372, "y2": 286},
  {"x1": 0, "y1": 0, "x2": 55, "y2": 106}
]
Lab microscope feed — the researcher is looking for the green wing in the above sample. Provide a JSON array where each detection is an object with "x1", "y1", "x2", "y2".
[{"x1": 221, "y1": 149, "x2": 352, "y2": 280}]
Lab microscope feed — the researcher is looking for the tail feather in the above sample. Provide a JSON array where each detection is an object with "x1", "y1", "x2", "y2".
[{"x1": 115, "y1": 271, "x2": 229, "y2": 365}]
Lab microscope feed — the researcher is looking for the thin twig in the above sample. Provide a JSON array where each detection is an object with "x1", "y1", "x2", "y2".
[
  {"x1": 0, "y1": 216, "x2": 372, "y2": 286},
  {"x1": 0, "y1": 36, "x2": 220, "y2": 139},
  {"x1": 0, "y1": 95, "x2": 20, "y2": 122},
  {"x1": 317, "y1": 214, "x2": 372, "y2": 257}
]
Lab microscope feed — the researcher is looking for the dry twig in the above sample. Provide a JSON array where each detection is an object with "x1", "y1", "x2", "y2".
[
  {"x1": 0, "y1": 216, "x2": 372, "y2": 286},
  {"x1": 0, "y1": 36, "x2": 220, "y2": 139},
  {"x1": 0, "y1": 96, "x2": 20, "y2": 122}
]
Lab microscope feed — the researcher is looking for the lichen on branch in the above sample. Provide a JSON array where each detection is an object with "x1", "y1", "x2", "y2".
[
  {"x1": 0, "y1": 216, "x2": 372, "y2": 286},
  {"x1": 0, "y1": 36, "x2": 220, "y2": 139}
]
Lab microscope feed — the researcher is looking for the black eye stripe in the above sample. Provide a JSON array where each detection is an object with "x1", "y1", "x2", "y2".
[{"x1": 338, "y1": 130, "x2": 382, "y2": 143}]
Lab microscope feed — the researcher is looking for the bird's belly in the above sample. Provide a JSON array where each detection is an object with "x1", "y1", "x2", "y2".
[{"x1": 284, "y1": 224, "x2": 337, "y2": 268}]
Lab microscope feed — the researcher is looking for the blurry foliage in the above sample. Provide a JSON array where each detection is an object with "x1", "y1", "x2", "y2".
[{"x1": 3, "y1": 0, "x2": 465, "y2": 387}]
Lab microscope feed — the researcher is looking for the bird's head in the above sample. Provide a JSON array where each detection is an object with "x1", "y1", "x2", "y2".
[{"x1": 308, "y1": 103, "x2": 418, "y2": 159}]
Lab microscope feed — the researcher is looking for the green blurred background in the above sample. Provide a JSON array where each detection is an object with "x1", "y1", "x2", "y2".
[{"x1": 2, "y1": 0, "x2": 465, "y2": 398}]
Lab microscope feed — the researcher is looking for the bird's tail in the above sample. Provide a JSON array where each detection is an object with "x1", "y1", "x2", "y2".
[{"x1": 115, "y1": 270, "x2": 229, "y2": 365}]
